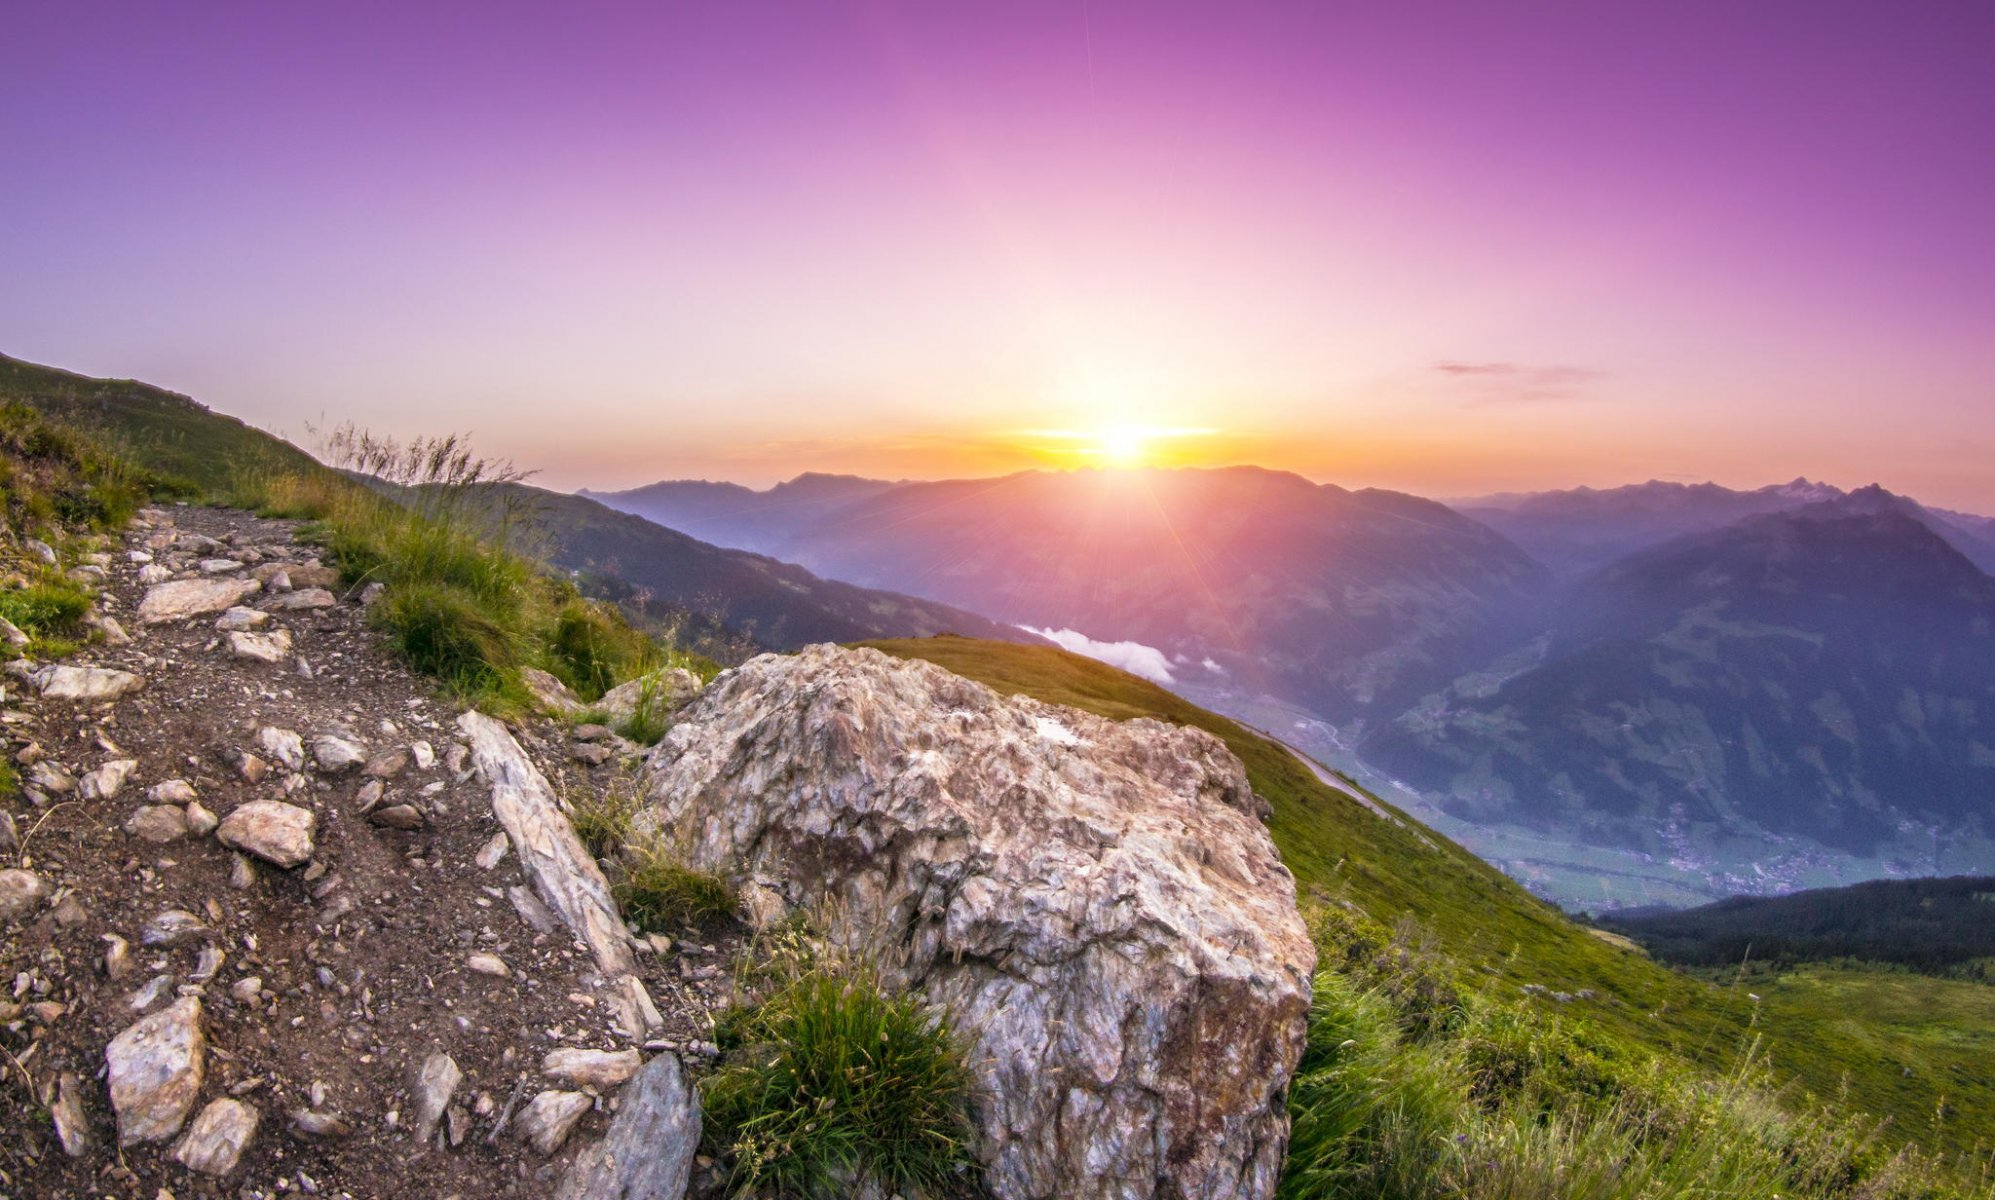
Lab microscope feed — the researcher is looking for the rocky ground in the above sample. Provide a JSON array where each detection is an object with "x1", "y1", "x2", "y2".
[{"x1": 0, "y1": 506, "x2": 733, "y2": 1199}]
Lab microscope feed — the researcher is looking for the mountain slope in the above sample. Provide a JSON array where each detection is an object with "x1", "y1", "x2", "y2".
[
  {"x1": 582, "y1": 472, "x2": 897, "y2": 553},
  {"x1": 1369, "y1": 498, "x2": 1995, "y2": 884},
  {"x1": 0, "y1": 352, "x2": 1038, "y2": 656}
]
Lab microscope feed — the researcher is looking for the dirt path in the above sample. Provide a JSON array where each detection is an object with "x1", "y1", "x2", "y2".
[{"x1": 0, "y1": 506, "x2": 732, "y2": 1199}]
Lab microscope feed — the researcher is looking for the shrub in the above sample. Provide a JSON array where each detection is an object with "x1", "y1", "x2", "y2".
[
  {"x1": 548, "y1": 601, "x2": 653, "y2": 700},
  {"x1": 703, "y1": 964, "x2": 977, "y2": 1199},
  {"x1": 0, "y1": 576, "x2": 93, "y2": 641}
]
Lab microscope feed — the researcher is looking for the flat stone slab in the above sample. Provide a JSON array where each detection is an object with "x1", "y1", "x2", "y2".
[{"x1": 139, "y1": 577, "x2": 260, "y2": 624}]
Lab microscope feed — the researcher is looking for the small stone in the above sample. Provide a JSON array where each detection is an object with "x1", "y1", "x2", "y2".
[
  {"x1": 214, "y1": 606, "x2": 270, "y2": 632},
  {"x1": 354, "y1": 779, "x2": 385, "y2": 813},
  {"x1": 231, "y1": 750, "x2": 270, "y2": 784},
  {"x1": 149, "y1": 779, "x2": 199, "y2": 804},
  {"x1": 80, "y1": 757, "x2": 139, "y2": 801},
  {"x1": 52, "y1": 1073, "x2": 91, "y2": 1157},
  {"x1": 569, "y1": 743, "x2": 614, "y2": 767},
  {"x1": 138, "y1": 563, "x2": 174, "y2": 584},
  {"x1": 0, "y1": 615, "x2": 28, "y2": 647},
  {"x1": 198, "y1": 558, "x2": 245, "y2": 575},
  {"x1": 515, "y1": 1090, "x2": 593, "y2": 1156},
  {"x1": 411, "y1": 740, "x2": 437, "y2": 770},
  {"x1": 265, "y1": 587, "x2": 337, "y2": 612},
  {"x1": 369, "y1": 804, "x2": 424, "y2": 830},
  {"x1": 230, "y1": 976, "x2": 263, "y2": 1004},
  {"x1": 258, "y1": 727, "x2": 306, "y2": 772},
  {"x1": 521, "y1": 667, "x2": 585, "y2": 715},
  {"x1": 291, "y1": 1109, "x2": 352, "y2": 1138},
  {"x1": 0, "y1": 869, "x2": 48, "y2": 922},
  {"x1": 286, "y1": 562, "x2": 341, "y2": 590},
  {"x1": 173, "y1": 1097, "x2": 259, "y2": 1175},
  {"x1": 138, "y1": 577, "x2": 259, "y2": 624},
  {"x1": 92, "y1": 614, "x2": 134, "y2": 645},
  {"x1": 445, "y1": 743, "x2": 472, "y2": 777},
  {"x1": 128, "y1": 974, "x2": 176, "y2": 1012},
  {"x1": 229, "y1": 853, "x2": 256, "y2": 889},
  {"x1": 410, "y1": 1053, "x2": 462, "y2": 1144},
  {"x1": 185, "y1": 799, "x2": 219, "y2": 836},
  {"x1": 311, "y1": 735, "x2": 367, "y2": 773},
  {"x1": 142, "y1": 909, "x2": 210, "y2": 947},
  {"x1": 0, "y1": 810, "x2": 14, "y2": 853},
  {"x1": 27, "y1": 760, "x2": 75, "y2": 794},
  {"x1": 36, "y1": 665, "x2": 146, "y2": 702},
  {"x1": 358, "y1": 581, "x2": 387, "y2": 606},
  {"x1": 126, "y1": 805, "x2": 191, "y2": 843},
  {"x1": 106, "y1": 996, "x2": 206, "y2": 1145},
  {"x1": 190, "y1": 945, "x2": 226, "y2": 983},
  {"x1": 25, "y1": 538, "x2": 58, "y2": 564},
  {"x1": 541, "y1": 1048, "x2": 642, "y2": 1091},
  {"x1": 467, "y1": 953, "x2": 510, "y2": 978},
  {"x1": 228, "y1": 629, "x2": 294, "y2": 663},
  {"x1": 571, "y1": 724, "x2": 613, "y2": 743},
  {"x1": 104, "y1": 933, "x2": 132, "y2": 978},
  {"x1": 216, "y1": 800, "x2": 317, "y2": 868},
  {"x1": 362, "y1": 748, "x2": 411, "y2": 779},
  {"x1": 474, "y1": 831, "x2": 509, "y2": 870}
]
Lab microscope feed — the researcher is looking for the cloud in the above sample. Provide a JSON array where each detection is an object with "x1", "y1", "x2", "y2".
[
  {"x1": 1021, "y1": 626, "x2": 1176, "y2": 684},
  {"x1": 1436, "y1": 361, "x2": 1605, "y2": 404}
]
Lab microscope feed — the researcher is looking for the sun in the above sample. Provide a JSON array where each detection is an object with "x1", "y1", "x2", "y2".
[{"x1": 1096, "y1": 424, "x2": 1150, "y2": 468}]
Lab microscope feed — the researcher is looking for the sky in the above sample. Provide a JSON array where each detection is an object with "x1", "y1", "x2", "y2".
[{"x1": 4, "y1": 1, "x2": 1993, "y2": 508}]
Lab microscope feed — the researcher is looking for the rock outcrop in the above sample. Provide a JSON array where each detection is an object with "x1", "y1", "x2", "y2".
[{"x1": 634, "y1": 645, "x2": 1315, "y2": 1200}]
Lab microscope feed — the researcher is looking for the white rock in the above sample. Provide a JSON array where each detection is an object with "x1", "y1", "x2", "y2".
[
  {"x1": 0, "y1": 615, "x2": 27, "y2": 647},
  {"x1": 125, "y1": 805, "x2": 191, "y2": 843},
  {"x1": 216, "y1": 800, "x2": 317, "y2": 868},
  {"x1": 265, "y1": 587, "x2": 336, "y2": 612},
  {"x1": 214, "y1": 605, "x2": 270, "y2": 631},
  {"x1": 258, "y1": 727, "x2": 306, "y2": 772},
  {"x1": 92, "y1": 614, "x2": 134, "y2": 645},
  {"x1": 26, "y1": 760, "x2": 76, "y2": 793},
  {"x1": 596, "y1": 669, "x2": 702, "y2": 726},
  {"x1": 636, "y1": 645, "x2": 1315, "y2": 1200},
  {"x1": 173, "y1": 1097, "x2": 259, "y2": 1175},
  {"x1": 474, "y1": 830, "x2": 510, "y2": 870},
  {"x1": 106, "y1": 996, "x2": 206, "y2": 1145},
  {"x1": 197, "y1": 558, "x2": 245, "y2": 574},
  {"x1": 142, "y1": 908, "x2": 210, "y2": 947},
  {"x1": 52, "y1": 1073, "x2": 91, "y2": 1157},
  {"x1": 555, "y1": 1053, "x2": 700, "y2": 1200},
  {"x1": 137, "y1": 577, "x2": 259, "y2": 624},
  {"x1": 149, "y1": 778, "x2": 199, "y2": 804},
  {"x1": 79, "y1": 758, "x2": 139, "y2": 801},
  {"x1": 410, "y1": 1052, "x2": 462, "y2": 1144},
  {"x1": 138, "y1": 563, "x2": 174, "y2": 584},
  {"x1": 521, "y1": 667, "x2": 584, "y2": 715},
  {"x1": 311, "y1": 734, "x2": 367, "y2": 773},
  {"x1": 411, "y1": 740, "x2": 437, "y2": 770},
  {"x1": 185, "y1": 799, "x2": 219, "y2": 836},
  {"x1": 515, "y1": 1090, "x2": 593, "y2": 1156},
  {"x1": 36, "y1": 664, "x2": 145, "y2": 702},
  {"x1": 467, "y1": 952, "x2": 510, "y2": 978},
  {"x1": 229, "y1": 628, "x2": 294, "y2": 663},
  {"x1": 0, "y1": 869, "x2": 48, "y2": 921},
  {"x1": 541, "y1": 1048, "x2": 641, "y2": 1091}
]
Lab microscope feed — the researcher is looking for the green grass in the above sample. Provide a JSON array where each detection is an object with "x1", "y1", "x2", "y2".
[
  {"x1": 863, "y1": 636, "x2": 1995, "y2": 1192},
  {"x1": 611, "y1": 840, "x2": 735, "y2": 931},
  {"x1": 703, "y1": 959, "x2": 977, "y2": 1199}
]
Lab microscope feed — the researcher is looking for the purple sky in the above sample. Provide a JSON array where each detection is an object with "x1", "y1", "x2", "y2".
[{"x1": 5, "y1": 1, "x2": 1992, "y2": 507}]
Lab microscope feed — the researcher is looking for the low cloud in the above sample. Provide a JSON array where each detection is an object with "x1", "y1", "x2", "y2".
[
  {"x1": 1021, "y1": 626, "x2": 1176, "y2": 684},
  {"x1": 1436, "y1": 361, "x2": 1605, "y2": 404}
]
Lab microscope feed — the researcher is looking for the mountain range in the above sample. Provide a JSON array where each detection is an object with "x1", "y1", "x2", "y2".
[{"x1": 596, "y1": 468, "x2": 1995, "y2": 904}]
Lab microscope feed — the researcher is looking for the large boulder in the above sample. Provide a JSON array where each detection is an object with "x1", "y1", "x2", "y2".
[
  {"x1": 634, "y1": 645, "x2": 1314, "y2": 1200},
  {"x1": 138, "y1": 577, "x2": 259, "y2": 624}
]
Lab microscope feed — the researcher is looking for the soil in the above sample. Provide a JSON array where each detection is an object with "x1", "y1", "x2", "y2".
[{"x1": 0, "y1": 506, "x2": 737, "y2": 1200}]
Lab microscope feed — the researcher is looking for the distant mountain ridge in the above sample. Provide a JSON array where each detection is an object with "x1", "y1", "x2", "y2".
[
  {"x1": 596, "y1": 465, "x2": 1550, "y2": 722},
  {"x1": 1455, "y1": 477, "x2": 1995, "y2": 576}
]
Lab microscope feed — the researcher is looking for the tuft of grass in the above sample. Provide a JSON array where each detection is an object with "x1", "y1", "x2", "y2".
[
  {"x1": 703, "y1": 960, "x2": 977, "y2": 1199},
  {"x1": 372, "y1": 582, "x2": 521, "y2": 699},
  {"x1": 611, "y1": 669, "x2": 675, "y2": 745},
  {"x1": 568, "y1": 782, "x2": 641, "y2": 860},
  {"x1": 0, "y1": 575, "x2": 94, "y2": 645},
  {"x1": 612, "y1": 840, "x2": 735, "y2": 931}
]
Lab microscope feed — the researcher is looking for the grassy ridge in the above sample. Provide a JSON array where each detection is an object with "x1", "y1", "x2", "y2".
[{"x1": 864, "y1": 636, "x2": 1995, "y2": 1187}]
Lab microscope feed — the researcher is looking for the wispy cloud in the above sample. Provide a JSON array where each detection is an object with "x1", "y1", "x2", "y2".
[{"x1": 1436, "y1": 361, "x2": 1605, "y2": 405}]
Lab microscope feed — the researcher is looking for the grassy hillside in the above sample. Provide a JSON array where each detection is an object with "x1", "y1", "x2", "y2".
[{"x1": 865, "y1": 636, "x2": 1995, "y2": 1173}]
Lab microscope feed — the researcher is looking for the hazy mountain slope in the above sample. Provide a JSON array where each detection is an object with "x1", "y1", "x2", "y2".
[
  {"x1": 650, "y1": 466, "x2": 1551, "y2": 723},
  {"x1": 583, "y1": 472, "x2": 896, "y2": 554},
  {"x1": 1458, "y1": 476, "x2": 1995, "y2": 576},
  {"x1": 1, "y1": 352, "x2": 1037, "y2": 655},
  {"x1": 1370, "y1": 499, "x2": 1995, "y2": 871},
  {"x1": 484, "y1": 481, "x2": 1040, "y2": 650}
]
